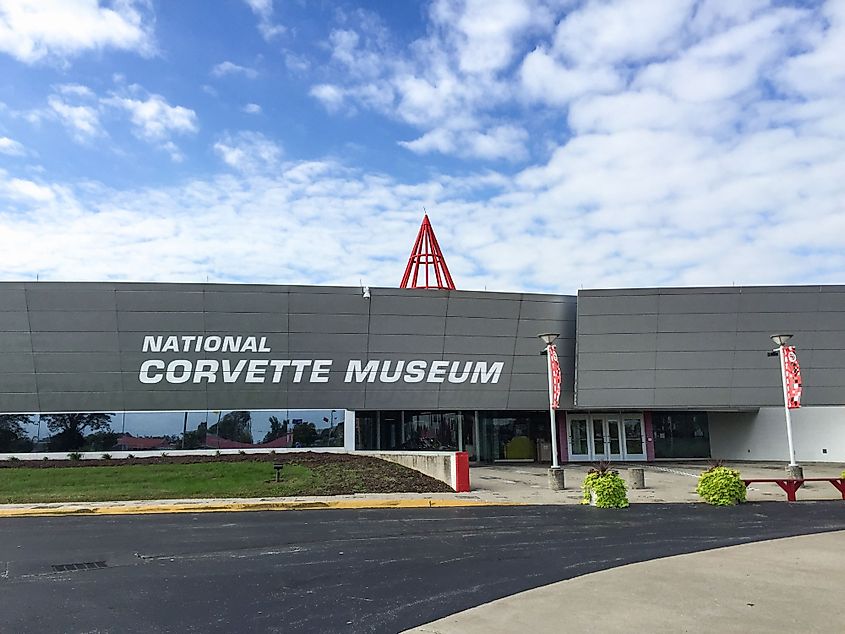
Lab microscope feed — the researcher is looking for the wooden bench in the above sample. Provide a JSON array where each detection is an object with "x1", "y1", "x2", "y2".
[{"x1": 742, "y1": 478, "x2": 845, "y2": 502}]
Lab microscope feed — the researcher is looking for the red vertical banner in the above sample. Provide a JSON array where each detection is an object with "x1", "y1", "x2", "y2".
[
  {"x1": 783, "y1": 345, "x2": 802, "y2": 409},
  {"x1": 549, "y1": 344, "x2": 561, "y2": 409}
]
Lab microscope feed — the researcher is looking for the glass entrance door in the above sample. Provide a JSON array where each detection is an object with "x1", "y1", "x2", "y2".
[
  {"x1": 566, "y1": 413, "x2": 645, "y2": 461},
  {"x1": 605, "y1": 417, "x2": 623, "y2": 460},
  {"x1": 591, "y1": 416, "x2": 606, "y2": 460},
  {"x1": 591, "y1": 417, "x2": 623, "y2": 461}
]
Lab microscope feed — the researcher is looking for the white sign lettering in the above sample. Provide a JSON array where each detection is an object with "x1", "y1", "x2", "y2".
[{"x1": 137, "y1": 334, "x2": 505, "y2": 386}]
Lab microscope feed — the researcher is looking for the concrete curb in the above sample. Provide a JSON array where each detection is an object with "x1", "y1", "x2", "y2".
[{"x1": 0, "y1": 497, "x2": 516, "y2": 518}]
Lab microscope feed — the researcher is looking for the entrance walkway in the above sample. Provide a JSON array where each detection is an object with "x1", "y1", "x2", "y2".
[
  {"x1": 406, "y1": 530, "x2": 845, "y2": 633},
  {"x1": 468, "y1": 462, "x2": 845, "y2": 505}
]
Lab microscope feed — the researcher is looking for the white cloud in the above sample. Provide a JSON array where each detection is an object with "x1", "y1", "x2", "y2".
[
  {"x1": 310, "y1": 84, "x2": 347, "y2": 113},
  {"x1": 211, "y1": 61, "x2": 258, "y2": 79},
  {"x1": 2, "y1": 0, "x2": 844, "y2": 292},
  {"x1": 0, "y1": 136, "x2": 25, "y2": 155},
  {"x1": 519, "y1": 47, "x2": 621, "y2": 106},
  {"x1": 552, "y1": 0, "x2": 694, "y2": 66},
  {"x1": 242, "y1": 0, "x2": 284, "y2": 40},
  {"x1": 213, "y1": 131, "x2": 282, "y2": 173},
  {"x1": 47, "y1": 94, "x2": 103, "y2": 141},
  {"x1": 0, "y1": 0, "x2": 155, "y2": 64},
  {"x1": 105, "y1": 91, "x2": 197, "y2": 142},
  {"x1": 400, "y1": 125, "x2": 528, "y2": 161},
  {"x1": 242, "y1": 103, "x2": 262, "y2": 115}
]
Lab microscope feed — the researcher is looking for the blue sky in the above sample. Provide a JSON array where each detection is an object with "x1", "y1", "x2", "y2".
[{"x1": 0, "y1": 0, "x2": 843, "y2": 293}]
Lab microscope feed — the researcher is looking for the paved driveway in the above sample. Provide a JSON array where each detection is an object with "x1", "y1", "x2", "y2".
[{"x1": 2, "y1": 503, "x2": 845, "y2": 632}]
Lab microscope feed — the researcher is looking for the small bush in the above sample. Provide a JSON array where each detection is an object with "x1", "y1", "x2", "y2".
[
  {"x1": 101, "y1": 453, "x2": 112, "y2": 460},
  {"x1": 841, "y1": 470, "x2": 845, "y2": 480},
  {"x1": 9, "y1": 456, "x2": 20, "y2": 462},
  {"x1": 215, "y1": 450, "x2": 221, "y2": 456},
  {"x1": 697, "y1": 465, "x2": 746, "y2": 506},
  {"x1": 42, "y1": 456, "x2": 49, "y2": 461},
  {"x1": 127, "y1": 454, "x2": 135, "y2": 459},
  {"x1": 581, "y1": 462, "x2": 629, "y2": 508},
  {"x1": 239, "y1": 450, "x2": 246, "y2": 455},
  {"x1": 67, "y1": 452, "x2": 82, "y2": 461}
]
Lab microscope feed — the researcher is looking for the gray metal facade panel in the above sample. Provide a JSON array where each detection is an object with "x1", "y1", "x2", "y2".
[
  {"x1": 0, "y1": 312, "x2": 30, "y2": 331},
  {"x1": 0, "y1": 352, "x2": 36, "y2": 374},
  {"x1": 577, "y1": 314, "x2": 658, "y2": 335},
  {"x1": 445, "y1": 316, "x2": 518, "y2": 337},
  {"x1": 116, "y1": 290, "x2": 204, "y2": 312},
  {"x1": 369, "y1": 314, "x2": 446, "y2": 336},
  {"x1": 26, "y1": 288, "x2": 117, "y2": 311},
  {"x1": 28, "y1": 310, "x2": 118, "y2": 332},
  {"x1": 515, "y1": 318, "x2": 576, "y2": 339},
  {"x1": 367, "y1": 294, "x2": 448, "y2": 316},
  {"x1": 0, "y1": 332, "x2": 33, "y2": 353},
  {"x1": 446, "y1": 297, "x2": 521, "y2": 319},
  {"x1": 0, "y1": 373, "x2": 38, "y2": 393},
  {"x1": 288, "y1": 291, "x2": 370, "y2": 315},
  {"x1": 517, "y1": 299, "x2": 577, "y2": 321},
  {"x1": 579, "y1": 352, "x2": 656, "y2": 371},
  {"x1": 118, "y1": 311, "x2": 205, "y2": 332},
  {"x1": 0, "y1": 288, "x2": 27, "y2": 311},
  {"x1": 0, "y1": 282, "x2": 578, "y2": 413},
  {"x1": 0, "y1": 393, "x2": 39, "y2": 413},
  {"x1": 203, "y1": 290, "x2": 289, "y2": 313},
  {"x1": 577, "y1": 294, "x2": 659, "y2": 316},
  {"x1": 287, "y1": 313, "x2": 369, "y2": 334},
  {"x1": 577, "y1": 370, "x2": 655, "y2": 390},
  {"x1": 31, "y1": 332, "x2": 120, "y2": 352},
  {"x1": 818, "y1": 293, "x2": 845, "y2": 311},
  {"x1": 577, "y1": 285, "x2": 845, "y2": 408},
  {"x1": 34, "y1": 352, "x2": 122, "y2": 373}
]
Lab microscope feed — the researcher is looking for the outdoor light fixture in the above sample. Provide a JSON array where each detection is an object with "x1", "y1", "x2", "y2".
[
  {"x1": 538, "y1": 333, "x2": 559, "y2": 346},
  {"x1": 538, "y1": 333, "x2": 561, "y2": 472},
  {"x1": 770, "y1": 333, "x2": 793, "y2": 346}
]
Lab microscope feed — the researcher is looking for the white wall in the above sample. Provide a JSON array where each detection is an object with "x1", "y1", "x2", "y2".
[{"x1": 710, "y1": 406, "x2": 845, "y2": 462}]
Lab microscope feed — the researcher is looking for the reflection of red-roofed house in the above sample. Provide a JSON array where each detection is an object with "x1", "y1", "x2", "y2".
[
  {"x1": 262, "y1": 432, "x2": 294, "y2": 448},
  {"x1": 115, "y1": 435, "x2": 171, "y2": 451},
  {"x1": 201, "y1": 432, "x2": 294, "y2": 449}
]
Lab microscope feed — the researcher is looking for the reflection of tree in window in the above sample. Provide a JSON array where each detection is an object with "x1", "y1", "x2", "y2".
[
  {"x1": 43, "y1": 413, "x2": 114, "y2": 452},
  {"x1": 0, "y1": 414, "x2": 34, "y2": 452},
  {"x1": 209, "y1": 411, "x2": 253, "y2": 443}
]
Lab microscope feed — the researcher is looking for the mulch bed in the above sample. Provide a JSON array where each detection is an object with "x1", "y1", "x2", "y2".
[{"x1": 0, "y1": 452, "x2": 454, "y2": 495}]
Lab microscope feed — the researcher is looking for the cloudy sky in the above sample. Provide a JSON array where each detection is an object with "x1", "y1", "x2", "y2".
[{"x1": 0, "y1": 0, "x2": 843, "y2": 293}]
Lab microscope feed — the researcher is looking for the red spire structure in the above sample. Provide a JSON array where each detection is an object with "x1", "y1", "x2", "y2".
[{"x1": 400, "y1": 214, "x2": 456, "y2": 290}]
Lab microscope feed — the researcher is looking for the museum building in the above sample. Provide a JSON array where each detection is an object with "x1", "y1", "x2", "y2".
[{"x1": 1, "y1": 280, "x2": 844, "y2": 463}]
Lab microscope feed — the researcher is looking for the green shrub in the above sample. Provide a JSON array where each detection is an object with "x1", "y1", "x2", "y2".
[
  {"x1": 841, "y1": 470, "x2": 845, "y2": 480},
  {"x1": 696, "y1": 465, "x2": 746, "y2": 506},
  {"x1": 9, "y1": 456, "x2": 20, "y2": 462},
  {"x1": 101, "y1": 453, "x2": 112, "y2": 460},
  {"x1": 581, "y1": 463, "x2": 629, "y2": 508},
  {"x1": 67, "y1": 452, "x2": 82, "y2": 461}
]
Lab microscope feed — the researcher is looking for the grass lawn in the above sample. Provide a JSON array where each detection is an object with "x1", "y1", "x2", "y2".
[{"x1": 0, "y1": 455, "x2": 451, "y2": 503}]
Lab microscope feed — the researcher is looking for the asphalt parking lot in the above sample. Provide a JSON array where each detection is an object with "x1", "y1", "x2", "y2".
[{"x1": 2, "y1": 502, "x2": 845, "y2": 633}]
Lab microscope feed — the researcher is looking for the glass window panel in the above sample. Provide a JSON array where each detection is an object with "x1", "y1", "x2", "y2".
[
  {"x1": 569, "y1": 418, "x2": 588, "y2": 455},
  {"x1": 652, "y1": 412, "x2": 710, "y2": 458},
  {"x1": 624, "y1": 417, "x2": 644, "y2": 456}
]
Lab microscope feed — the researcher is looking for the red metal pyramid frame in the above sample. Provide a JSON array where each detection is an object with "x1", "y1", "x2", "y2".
[{"x1": 400, "y1": 214, "x2": 456, "y2": 290}]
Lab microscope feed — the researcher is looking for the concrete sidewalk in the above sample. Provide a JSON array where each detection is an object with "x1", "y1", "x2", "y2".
[
  {"x1": 1, "y1": 461, "x2": 842, "y2": 517},
  {"x1": 468, "y1": 461, "x2": 845, "y2": 505},
  {"x1": 407, "y1": 529, "x2": 845, "y2": 633}
]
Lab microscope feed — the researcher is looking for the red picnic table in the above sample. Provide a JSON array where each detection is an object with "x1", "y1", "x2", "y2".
[{"x1": 742, "y1": 477, "x2": 845, "y2": 502}]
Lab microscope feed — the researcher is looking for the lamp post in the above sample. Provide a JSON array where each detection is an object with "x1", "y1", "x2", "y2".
[
  {"x1": 538, "y1": 333, "x2": 564, "y2": 490},
  {"x1": 770, "y1": 334, "x2": 801, "y2": 478}
]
